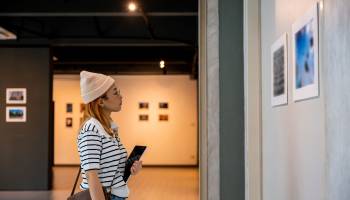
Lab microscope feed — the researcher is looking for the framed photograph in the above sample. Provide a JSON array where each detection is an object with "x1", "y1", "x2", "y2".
[
  {"x1": 159, "y1": 102, "x2": 169, "y2": 109},
  {"x1": 292, "y1": 3, "x2": 319, "y2": 101},
  {"x1": 159, "y1": 114, "x2": 168, "y2": 121},
  {"x1": 66, "y1": 103, "x2": 73, "y2": 113},
  {"x1": 139, "y1": 102, "x2": 149, "y2": 109},
  {"x1": 66, "y1": 117, "x2": 73, "y2": 127},
  {"x1": 139, "y1": 114, "x2": 149, "y2": 121},
  {"x1": 271, "y1": 33, "x2": 288, "y2": 107},
  {"x1": 6, "y1": 88, "x2": 26, "y2": 104},
  {"x1": 6, "y1": 106, "x2": 26, "y2": 122}
]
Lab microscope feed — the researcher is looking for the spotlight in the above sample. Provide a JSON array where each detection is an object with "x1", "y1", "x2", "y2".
[
  {"x1": 160, "y1": 60, "x2": 165, "y2": 69},
  {"x1": 128, "y1": 2, "x2": 137, "y2": 12}
]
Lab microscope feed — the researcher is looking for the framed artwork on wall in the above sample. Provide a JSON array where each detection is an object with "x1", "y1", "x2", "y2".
[
  {"x1": 6, "y1": 106, "x2": 26, "y2": 122},
  {"x1": 292, "y1": 3, "x2": 319, "y2": 101},
  {"x1": 66, "y1": 117, "x2": 73, "y2": 127},
  {"x1": 139, "y1": 114, "x2": 149, "y2": 121},
  {"x1": 6, "y1": 88, "x2": 26, "y2": 104},
  {"x1": 159, "y1": 114, "x2": 168, "y2": 121},
  {"x1": 66, "y1": 103, "x2": 73, "y2": 113},
  {"x1": 271, "y1": 33, "x2": 288, "y2": 107},
  {"x1": 159, "y1": 102, "x2": 169, "y2": 109},
  {"x1": 139, "y1": 102, "x2": 149, "y2": 109}
]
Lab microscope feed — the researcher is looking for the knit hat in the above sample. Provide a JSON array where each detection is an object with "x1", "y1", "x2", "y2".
[{"x1": 80, "y1": 71, "x2": 115, "y2": 104}]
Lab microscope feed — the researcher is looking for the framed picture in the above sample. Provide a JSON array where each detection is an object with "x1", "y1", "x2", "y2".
[
  {"x1": 66, "y1": 117, "x2": 73, "y2": 127},
  {"x1": 292, "y1": 3, "x2": 319, "y2": 101},
  {"x1": 271, "y1": 33, "x2": 288, "y2": 107},
  {"x1": 139, "y1": 102, "x2": 149, "y2": 109},
  {"x1": 6, "y1": 106, "x2": 26, "y2": 122},
  {"x1": 159, "y1": 102, "x2": 169, "y2": 109},
  {"x1": 139, "y1": 114, "x2": 149, "y2": 121},
  {"x1": 6, "y1": 88, "x2": 26, "y2": 104},
  {"x1": 66, "y1": 103, "x2": 73, "y2": 113},
  {"x1": 159, "y1": 114, "x2": 168, "y2": 121}
]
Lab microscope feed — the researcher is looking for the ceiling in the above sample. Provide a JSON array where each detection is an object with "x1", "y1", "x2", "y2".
[{"x1": 0, "y1": 0, "x2": 198, "y2": 78}]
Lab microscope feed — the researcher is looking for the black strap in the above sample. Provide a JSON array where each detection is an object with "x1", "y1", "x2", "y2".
[
  {"x1": 70, "y1": 167, "x2": 82, "y2": 196},
  {"x1": 70, "y1": 166, "x2": 119, "y2": 196}
]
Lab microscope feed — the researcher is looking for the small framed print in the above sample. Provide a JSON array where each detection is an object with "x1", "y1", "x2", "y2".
[
  {"x1": 271, "y1": 33, "x2": 288, "y2": 107},
  {"x1": 159, "y1": 102, "x2": 169, "y2": 109},
  {"x1": 66, "y1": 117, "x2": 73, "y2": 127},
  {"x1": 139, "y1": 102, "x2": 149, "y2": 109},
  {"x1": 159, "y1": 114, "x2": 168, "y2": 121},
  {"x1": 6, "y1": 88, "x2": 26, "y2": 104},
  {"x1": 139, "y1": 114, "x2": 149, "y2": 121},
  {"x1": 6, "y1": 106, "x2": 26, "y2": 122},
  {"x1": 66, "y1": 103, "x2": 73, "y2": 113},
  {"x1": 292, "y1": 3, "x2": 319, "y2": 101}
]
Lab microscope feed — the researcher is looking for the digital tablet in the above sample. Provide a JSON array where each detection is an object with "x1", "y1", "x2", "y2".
[{"x1": 123, "y1": 145, "x2": 147, "y2": 182}]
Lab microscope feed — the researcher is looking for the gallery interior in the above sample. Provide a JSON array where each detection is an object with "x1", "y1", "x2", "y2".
[{"x1": 1, "y1": 0, "x2": 350, "y2": 200}]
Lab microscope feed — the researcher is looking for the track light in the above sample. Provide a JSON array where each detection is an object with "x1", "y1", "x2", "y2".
[
  {"x1": 160, "y1": 60, "x2": 165, "y2": 69},
  {"x1": 128, "y1": 2, "x2": 137, "y2": 12}
]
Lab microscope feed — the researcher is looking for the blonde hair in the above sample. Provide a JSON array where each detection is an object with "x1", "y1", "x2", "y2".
[{"x1": 79, "y1": 94, "x2": 113, "y2": 136}]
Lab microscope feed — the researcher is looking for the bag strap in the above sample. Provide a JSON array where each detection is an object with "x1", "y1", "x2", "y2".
[
  {"x1": 70, "y1": 167, "x2": 82, "y2": 196},
  {"x1": 70, "y1": 166, "x2": 119, "y2": 196}
]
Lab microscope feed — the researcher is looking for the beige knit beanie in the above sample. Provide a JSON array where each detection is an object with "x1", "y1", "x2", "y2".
[{"x1": 80, "y1": 71, "x2": 115, "y2": 104}]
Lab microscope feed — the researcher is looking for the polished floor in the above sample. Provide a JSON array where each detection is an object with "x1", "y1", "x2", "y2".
[{"x1": 0, "y1": 166, "x2": 199, "y2": 200}]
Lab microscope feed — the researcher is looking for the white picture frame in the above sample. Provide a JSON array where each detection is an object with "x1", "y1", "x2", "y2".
[
  {"x1": 6, "y1": 106, "x2": 27, "y2": 122},
  {"x1": 6, "y1": 88, "x2": 27, "y2": 104},
  {"x1": 292, "y1": 3, "x2": 319, "y2": 101},
  {"x1": 271, "y1": 33, "x2": 288, "y2": 107}
]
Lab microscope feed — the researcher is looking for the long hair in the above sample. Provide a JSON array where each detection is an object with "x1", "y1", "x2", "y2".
[{"x1": 79, "y1": 94, "x2": 113, "y2": 136}]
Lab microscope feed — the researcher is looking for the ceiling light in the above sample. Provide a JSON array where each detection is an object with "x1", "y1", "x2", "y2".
[
  {"x1": 128, "y1": 2, "x2": 137, "y2": 12},
  {"x1": 160, "y1": 60, "x2": 165, "y2": 69}
]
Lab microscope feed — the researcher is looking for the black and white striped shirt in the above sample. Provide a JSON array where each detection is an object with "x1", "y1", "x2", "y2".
[{"x1": 77, "y1": 117, "x2": 129, "y2": 197}]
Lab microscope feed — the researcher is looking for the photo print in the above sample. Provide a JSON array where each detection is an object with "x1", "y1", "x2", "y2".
[
  {"x1": 6, "y1": 88, "x2": 26, "y2": 104},
  {"x1": 6, "y1": 106, "x2": 26, "y2": 122}
]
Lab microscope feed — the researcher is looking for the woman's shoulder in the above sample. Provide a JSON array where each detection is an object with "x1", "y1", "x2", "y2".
[{"x1": 79, "y1": 117, "x2": 103, "y2": 135}]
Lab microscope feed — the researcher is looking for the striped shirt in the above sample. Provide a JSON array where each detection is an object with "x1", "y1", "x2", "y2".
[{"x1": 77, "y1": 117, "x2": 129, "y2": 197}]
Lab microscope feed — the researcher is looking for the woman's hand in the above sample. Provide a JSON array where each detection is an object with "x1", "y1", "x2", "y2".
[{"x1": 130, "y1": 160, "x2": 143, "y2": 175}]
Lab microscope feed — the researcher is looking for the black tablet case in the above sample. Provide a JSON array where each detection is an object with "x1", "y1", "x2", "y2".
[{"x1": 123, "y1": 145, "x2": 147, "y2": 182}]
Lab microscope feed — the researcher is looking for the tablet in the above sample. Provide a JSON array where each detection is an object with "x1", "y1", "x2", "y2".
[{"x1": 123, "y1": 145, "x2": 147, "y2": 182}]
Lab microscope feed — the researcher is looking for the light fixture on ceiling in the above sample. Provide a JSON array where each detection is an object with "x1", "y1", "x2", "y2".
[
  {"x1": 160, "y1": 60, "x2": 165, "y2": 69},
  {"x1": 128, "y1": 2, "x2": 137, "y2": 12},
  {"x1": 0, "y1": 26, "x2": 16, "y2": 40}
]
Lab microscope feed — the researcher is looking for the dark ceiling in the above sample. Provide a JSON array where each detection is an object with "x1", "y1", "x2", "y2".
[{"x1": 0, "y1": 0, "x2": 198, "y2": 78}]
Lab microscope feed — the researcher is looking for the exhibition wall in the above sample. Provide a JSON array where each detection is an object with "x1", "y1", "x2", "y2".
[
  {"x1": 261, "y1": 0, "x2": 326, "y2": 200},
  {"x1": 0, "y1": 48, "x2": 51, "y2": 190},
  {"x1": 53, "y1": 75, "x2": 198, "y2": 166}
]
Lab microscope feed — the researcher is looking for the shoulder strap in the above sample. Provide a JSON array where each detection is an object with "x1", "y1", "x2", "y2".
[{"x1": 70, "y1": 167, "x2": 82, "y2": 196}]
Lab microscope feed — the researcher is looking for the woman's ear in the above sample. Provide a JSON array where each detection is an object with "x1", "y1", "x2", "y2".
[{"x1": 98, "y1": 98, "x2": 104, "y2": 107}]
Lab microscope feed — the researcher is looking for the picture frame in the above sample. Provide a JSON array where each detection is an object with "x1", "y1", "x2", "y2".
[
  {"x1": 66, "y1": 117, "x2": 73, "y2": 127},
  {"x1": 292, "y1": 3, "x2": 319, "y2": 101},
  {"x1": 6, "y1": 88, "x2": 26, "y2": 104},
  {"x1": 66, "y1": 103, "x2": 73, "y2": 113},
  {"x1": 139, "y1": 102, "x2": 149, "y2": 109},
  {"x1": 159, "y1": 114, "x2": 169, "y2": 121},
  {"x1": 6, "y1": 106, "x2": 26, "y2": 122},
  {"x1": 139, "y1": 114, "x2": 149, "y2": 121},
  {"x1": 159, "y1": 102, "x2": 169, "y2": 109},
  {"x1": 271, "y1": 33, "x2": 288, "y2": 107}
]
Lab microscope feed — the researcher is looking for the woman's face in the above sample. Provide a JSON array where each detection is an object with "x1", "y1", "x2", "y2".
[{"x1": 101, "y1": 84, "x2": 123, "y2": 112}]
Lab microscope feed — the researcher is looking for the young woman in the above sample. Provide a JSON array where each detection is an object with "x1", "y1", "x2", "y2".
[{"x1": 77, "y1": 71, "x2": 142, "y2": 200}]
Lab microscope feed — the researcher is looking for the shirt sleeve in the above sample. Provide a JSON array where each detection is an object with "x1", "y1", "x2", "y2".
[{"x1": 78, "y1": 131, "x2": 102, "y2": 171}]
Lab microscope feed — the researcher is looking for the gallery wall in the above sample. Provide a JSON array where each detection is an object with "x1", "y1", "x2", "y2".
[
  {"x1": 0, "y1": 48, "x2": 50, "y2": 190},
  {"x1": 261, "y1": 0, "x2": 326, "y2": 200},
  {"x1": 53, "y1": 74, "x2": 198, "y2": 166}
]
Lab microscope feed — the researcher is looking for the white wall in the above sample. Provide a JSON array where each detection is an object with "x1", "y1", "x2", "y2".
[
  {"x1": 261, "y1": 0, "x2": 326, "y2": 200},
  {"x1": 53, "y1": 75, "x2": 198, "y2": 166}
]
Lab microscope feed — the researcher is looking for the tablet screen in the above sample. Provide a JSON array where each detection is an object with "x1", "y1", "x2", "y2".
[{"x1": 123, "y1": 145, "x2": 147, "y2": 182}]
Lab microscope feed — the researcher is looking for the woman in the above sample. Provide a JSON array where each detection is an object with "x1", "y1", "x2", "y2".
[{"x1": 77, "y1": 70, "x2": 142, "y2": 200}]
